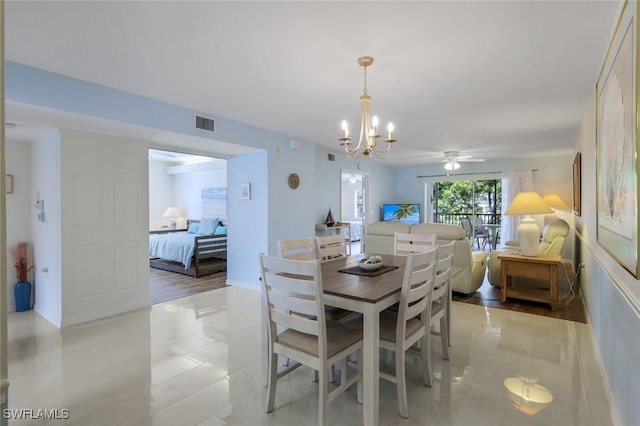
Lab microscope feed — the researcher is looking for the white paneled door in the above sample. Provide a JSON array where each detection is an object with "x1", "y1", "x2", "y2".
[{"x1": 59, "y1": 130, "x2": 149, "y2": 326}]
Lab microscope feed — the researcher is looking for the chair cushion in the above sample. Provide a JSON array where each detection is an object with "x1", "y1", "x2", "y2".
[
  {"x1": 378, "y1": 310, "x2": 424, "y2": 343},
  {"x1": 276, "y1": 321, "x2": 362, "y2": 358}
]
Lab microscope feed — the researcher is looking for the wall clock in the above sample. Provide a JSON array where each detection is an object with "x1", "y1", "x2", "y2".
[{"x1": 288, "y1": 173, "x2": 300, "y2": 189}]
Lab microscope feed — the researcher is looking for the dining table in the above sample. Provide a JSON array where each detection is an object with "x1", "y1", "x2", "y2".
[{"x1": 320, "y1": 253, "x2": 407, "y2": 426}]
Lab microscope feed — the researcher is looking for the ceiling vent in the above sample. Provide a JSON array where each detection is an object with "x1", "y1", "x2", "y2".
[
  {"x1": 195, "y1": 115, "x2": 215, "y2": 132},
  {"x1": 328, "y1": 153, "x2": 336, "y2": 162}
]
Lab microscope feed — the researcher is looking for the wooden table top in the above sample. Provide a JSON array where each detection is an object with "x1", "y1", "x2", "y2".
[
  {"x1": 321, "y1": 254, "x2": 407, "y2": 303},
  {"x1": 497, "y1": 252, "x2": 561, "y2": 264}
]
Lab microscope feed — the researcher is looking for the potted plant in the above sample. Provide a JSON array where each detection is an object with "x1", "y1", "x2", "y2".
[{"x1": 9, "y1": 242, "x2": 33, "y2": 312}]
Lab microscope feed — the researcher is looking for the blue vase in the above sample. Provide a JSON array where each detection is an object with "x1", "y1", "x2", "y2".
[{"x1": 14, "y1": 281, "x2": 32, "y2": 312}]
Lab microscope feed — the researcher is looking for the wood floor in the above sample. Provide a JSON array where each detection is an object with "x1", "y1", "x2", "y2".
[
  {"x1": 453, "y1": 271, "x2": 586, "y2": 323},
  {"x1": 149, "y1": 267, "x2": 227, "y2": 304}
]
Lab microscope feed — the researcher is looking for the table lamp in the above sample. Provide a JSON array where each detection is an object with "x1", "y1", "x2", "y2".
[
  {"x1": 162, "y1": 207, "x2": 180, "y2": 229},
  {"x1": 504, "y1": 192, "x2": 553, "y2": 256},
  {"x1": 542, "y1": 193, "x2": 567, "y2": 224}
]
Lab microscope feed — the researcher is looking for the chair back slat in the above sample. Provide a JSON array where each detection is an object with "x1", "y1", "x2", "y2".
[
  {"x1": 394, "y1": 232, "x2": 437, "y2": 256},
  {"x1": 396, "y1": 248, "x2": 437, "y2": 340},
  {"x1": 264, "y1": 270, "x2": 317, "y2": 296},
  {"x1": 268, "y1": 291, "x2": 318, "y2": 319},
  {"x1": 277, "y1": 237, "x2": 317, "y2": 261},
  {"x1": 435, "y1": 241, "x2": 455, "y2": 287},
  {"x1": 315, "y1": 234, "x2": 347, "y2": 261},
  {"x1": 271, "y1": 309, "x2": 319, "y2": 336}
]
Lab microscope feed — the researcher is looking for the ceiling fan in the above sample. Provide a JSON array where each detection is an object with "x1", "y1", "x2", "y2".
[{"x1": 442, "y1": 151, "x2": 485, "y2": 170}]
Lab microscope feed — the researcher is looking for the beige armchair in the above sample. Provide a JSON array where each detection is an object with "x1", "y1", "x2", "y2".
[{"x1": 487, "y1": 217, "x2": 570, "y2": 287}]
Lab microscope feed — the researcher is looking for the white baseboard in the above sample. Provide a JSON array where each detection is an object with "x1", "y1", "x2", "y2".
[
  {"x1": 226, "y1": 279, "x2": 259, "y2": 291},
  {"x1": 59, "y1": 300, "x2": 150, "y2": 328}
]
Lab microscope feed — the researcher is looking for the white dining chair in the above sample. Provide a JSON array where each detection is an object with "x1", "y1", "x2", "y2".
[
  {"x1": 393, "y1": 231, "x2": 437, "y2": 256},
  {"x1": 347, "y1": 248, "x2": 437, "y2": 418},
  {"x1": 260, "y1": 254, "x2": 363, "y2": 425},
  {"x1": 432, "y1": 242, "x2": 453, "y2": 366},
  {"x1": 315, "y1": 234, "x2": 348, "y2": 261},
  {"x1": 276, "y1": 237, "x2": 351, "y2": 380},
  {"x1": 277, "y1": 237, "x2": 316, "y2": 260}
]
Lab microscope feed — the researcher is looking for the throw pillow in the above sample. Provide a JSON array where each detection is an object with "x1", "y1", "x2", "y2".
[
  {"x1": 187, "y1": 223, "x2": 200, "y2": 234},
  {"x1": 214, "y1": 225, "x2": 227, "y2": 235},
  {"x1": 197, "y1": 217, "x2": 219, "y2": 235}
]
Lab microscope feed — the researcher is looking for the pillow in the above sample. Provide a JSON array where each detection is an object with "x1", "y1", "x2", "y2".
[
  {"x1": 214, "y1": 225, "x2": 227, "y2": 235},
  {"x1": 187, "y1": 223, "x2": 200, "y2": 234},
  {"x1": 197, "y1": 217, "x2": 219, "y2": 235}
]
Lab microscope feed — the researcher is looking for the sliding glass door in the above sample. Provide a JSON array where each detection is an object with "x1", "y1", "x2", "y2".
[{"x1": 429, "y1": 178, "x2": 502, "y2": 247}]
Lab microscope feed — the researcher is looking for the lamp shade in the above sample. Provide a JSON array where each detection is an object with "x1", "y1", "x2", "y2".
[
  {"x1": 162, "y1": 207, "x2": 180, "y2": 218},
  {"x1": 504, "y1": 192, "x2": 553, "y2": 216},
  {"x1": 542, "y1": 193, "x2": 567, "y2": 209},
  {"x1": 504, "y1": 192, "x2": 552, "y2": 256}
]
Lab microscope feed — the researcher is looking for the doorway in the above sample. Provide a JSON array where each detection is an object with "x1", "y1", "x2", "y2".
[
  {"x1": 340, "y1": 169, "x2": 369, "y2": 254},
  {"x1": 148, "y1": 148, "x2": 228, "y2": 303}
]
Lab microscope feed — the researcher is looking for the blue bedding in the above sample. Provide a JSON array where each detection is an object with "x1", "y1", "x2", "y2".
[{"x1": 149, "y1": 232, "x2": 196, "y2": 269}]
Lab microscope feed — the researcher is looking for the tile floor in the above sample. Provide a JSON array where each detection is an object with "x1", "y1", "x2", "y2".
[{"x1": 8, "y1": 286, "x2": 615, "y2": 425}]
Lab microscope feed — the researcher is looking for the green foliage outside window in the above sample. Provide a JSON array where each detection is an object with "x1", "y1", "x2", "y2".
[{"x1": 433, "y1": 179, "x2": 502, "y2": 223}]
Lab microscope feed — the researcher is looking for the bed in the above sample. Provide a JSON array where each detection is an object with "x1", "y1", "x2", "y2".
[{"x1": 149, "y1": 219, "x2": 227, "y2": 277}]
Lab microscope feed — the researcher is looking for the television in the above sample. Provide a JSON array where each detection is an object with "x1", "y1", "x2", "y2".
[{"x1": 382, "y1": 203, "x2": 420, "y2": 224}]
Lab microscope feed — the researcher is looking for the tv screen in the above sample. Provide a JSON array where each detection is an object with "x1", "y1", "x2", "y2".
[{"x1": 382, "y1": 203, "x2": 420, "y2": 224}]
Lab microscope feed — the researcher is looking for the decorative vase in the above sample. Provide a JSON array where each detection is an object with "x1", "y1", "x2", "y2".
[{"x1": 14, "y1": 281, "x2": 32, "y2": 312}]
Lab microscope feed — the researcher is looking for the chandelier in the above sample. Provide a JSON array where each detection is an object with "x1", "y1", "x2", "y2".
[{"x1": 339, "y1": 56, "x2": 396, "y2": 159}]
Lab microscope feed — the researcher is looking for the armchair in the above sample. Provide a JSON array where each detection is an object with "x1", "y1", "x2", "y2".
[{"x1": 487, "y1": 217, "x2": 570, "y2": 287}]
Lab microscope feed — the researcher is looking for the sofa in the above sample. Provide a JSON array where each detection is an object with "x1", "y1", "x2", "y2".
[
  {"x1": 487, "y1": 216, "x2": 570, "y2": 288},
  {"x1": 363, "y1": 221, "x2": 488, "y2": 294}
]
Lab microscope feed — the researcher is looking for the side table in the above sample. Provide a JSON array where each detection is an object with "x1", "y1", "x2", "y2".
[{"x1": 498, "y1": 252, "x2": 562, "y2": 311}]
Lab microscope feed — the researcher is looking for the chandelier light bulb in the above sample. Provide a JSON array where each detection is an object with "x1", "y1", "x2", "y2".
[
  {"x1": 371, "y1": 116, "x2": 379, "y2": 127},
  {"x1": 341, "y1": 120, "x2": 349, "y2": 138},
  {"x1": 387, "y1": 122, "x2": 394, "y2": 139}
]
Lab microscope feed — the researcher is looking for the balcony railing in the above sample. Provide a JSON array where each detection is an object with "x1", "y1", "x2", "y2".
[{"x1": 434, "y1": 213, "x2": 501, "y2": 226}]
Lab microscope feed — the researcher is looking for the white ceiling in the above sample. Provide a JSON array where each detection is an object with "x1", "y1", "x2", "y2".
[{"x1": 4, "y1": 1, "x2": 622, "y2": 167}]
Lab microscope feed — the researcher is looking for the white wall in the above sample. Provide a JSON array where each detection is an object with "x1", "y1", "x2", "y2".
[
  {"x1": 172, "y1": 165, "x2": 227, "y2": 222},
  {"x1": 5, "y1": 140, "x2": 31, "y2": 311},
  {"x1": 31, "y1": 131, "x2": 62, "y2": 326},
  {"x1": 148, "y1": 160, "x2": 173, "y2": 230},
  {"x1": 149, "y1": 160, "x2": 227, "y2": 230},
  {"x1": 574, "y1": 90, "x2": 640, "y2": 426}
]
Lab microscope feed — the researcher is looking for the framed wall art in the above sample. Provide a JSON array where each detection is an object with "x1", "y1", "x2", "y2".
[
  {"x1": 596, "y1": 1, "x2": 639, "y2": 276},
  {"x1": 573, "y1": 152, "x2": 581, "y2": 216}
]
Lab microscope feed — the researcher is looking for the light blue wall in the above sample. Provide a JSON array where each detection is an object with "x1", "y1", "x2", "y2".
[
  {"x1": 313, "y1": 145, "x2": 396, "y2": 225},
  {"x1": 5, "y1": 61, "x2": 399, "y2": 290},
  {"x1": 227, "y1": 151, "x2": 268, "y2": 288},
  {"x1": 574, "y1": 90, "x2": 640, "y2": 426}
]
